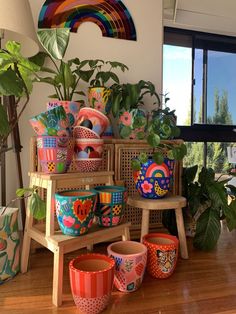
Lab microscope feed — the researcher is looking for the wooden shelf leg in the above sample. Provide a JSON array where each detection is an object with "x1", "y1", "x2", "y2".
[
  {"x1": 87, "y1": 244, "x2": 93, "y2": 251},
  {"x1": 140, "y1": 209, "x2": 150, "y2": 242},
  {"x1": 175, "y1": 207, "x2": 189, "y2": 259},
  {"x1": 122, "y1": 225, "x2": 130, "y2": 241},
  {"x1": 52, "y1": 246, "x2": 64, "y2": 307}
]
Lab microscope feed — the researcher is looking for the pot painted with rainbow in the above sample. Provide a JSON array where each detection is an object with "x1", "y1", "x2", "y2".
[
  {"x1": 55, "y1": 190, "x2": 97, "y2": 236},
  {"x1": 69, "y1": 253, "x2": 115, "y2": 313}
]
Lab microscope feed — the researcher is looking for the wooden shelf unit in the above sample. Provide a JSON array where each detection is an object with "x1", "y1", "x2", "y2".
[{"x1": 21, "y1": 170, "x2": 131, "y2": 307}]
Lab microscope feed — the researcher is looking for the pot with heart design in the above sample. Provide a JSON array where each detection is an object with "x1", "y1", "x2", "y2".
[
  {"x1": 107, "y1": 241, "x2": 147, "y2": 292},
  {"x1": 55, "y1": 190, "x2": 97, "y2": 236}
]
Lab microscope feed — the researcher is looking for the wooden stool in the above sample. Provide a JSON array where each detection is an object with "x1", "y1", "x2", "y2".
[{"x1": 127, "y1": 193, "x2": 188, "y2": 259}]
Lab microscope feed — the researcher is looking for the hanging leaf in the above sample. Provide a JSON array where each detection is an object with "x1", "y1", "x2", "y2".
[
  {"x1": 29, "y1": 192, "x2": 46, "y2": 220},
  {"x1": 0, "y1": 69, "x2": 24, "y2": 96},
  {"x1": 131, "y1": 159, "x2": 141, "y2": 171},
  {"x1": 153, "y1": 152, "x2": 164, "y2": 165},
  {"x1": 147, "y1": 133, "x2": 160, "y2": 148}
]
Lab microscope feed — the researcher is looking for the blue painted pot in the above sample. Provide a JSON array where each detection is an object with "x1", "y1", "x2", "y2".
[
  {"x1": 55, "y1": 190, "x2": 97, "y2": 236},
  {"x1": 133, "y1": 158, "x2": 175, "y2": 199}
]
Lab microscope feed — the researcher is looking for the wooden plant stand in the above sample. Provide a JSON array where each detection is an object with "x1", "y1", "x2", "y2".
[{"x1": 21, "y1": 171, "x2": 131, "y2": 307}]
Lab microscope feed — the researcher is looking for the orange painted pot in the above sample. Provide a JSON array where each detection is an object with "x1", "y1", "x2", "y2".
[
  {"x1": 69, "y1": 253, "x2": 115, "y2": 313},
  {"x1": 143, "y1": 233, "x2": 179, "y2": 279}
]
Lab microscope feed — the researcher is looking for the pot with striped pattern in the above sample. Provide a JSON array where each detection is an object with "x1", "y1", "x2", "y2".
[{"x1": 69, "y1": 253, "x2": 115, "y2": 313}]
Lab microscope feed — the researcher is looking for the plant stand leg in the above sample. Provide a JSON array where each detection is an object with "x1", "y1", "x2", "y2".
[
  {"x1": 140, "y1": 209, "x2": 150, "y2": 242},
  {"x1": 175, "y1": 207, "x2": 189, "y2": 259},
  {"x1": 52, "y1": 246, "x2": 64, "y2": 307},
  {"x1": 122, "y1": 225, "x2": 130, "y2": 241}
]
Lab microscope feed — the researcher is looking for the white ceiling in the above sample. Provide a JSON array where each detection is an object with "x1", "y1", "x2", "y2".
[{"x1": 163, "y1": 0, "x2": 236, "y2": 36}]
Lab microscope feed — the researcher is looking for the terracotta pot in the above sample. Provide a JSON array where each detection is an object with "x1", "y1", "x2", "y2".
[
  {"x1": 69, "y1": 253, "x2": 115, "y2": 313},
  {"x1": 94, "y1": 186, "x2": 127, "y2": 227},
  {"x1": 55, "y1": 190, "x2": 97, "y2": 236},
  {"x1": 47, "y1": 100, "x2": 82, "y2": 128},
  {"x1": 88, "y1": 87, "x2": 112, "y2": 114},
  {"x1": 76, "y1": 107, "x2": 109, "y2": 137},
  {"x1": 143, "y1": 233, "x2": 179, "y2": 279},
  {"x1": 36, "y1": 136, "x2": 75, "y2": 174},
  {"x1": 107, "y1": 241, "x2": 147, "y2": 292}
]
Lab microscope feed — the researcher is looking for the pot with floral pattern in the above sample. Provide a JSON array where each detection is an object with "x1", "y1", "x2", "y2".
[
  {"x1": 142, "y1": 233, "x2": 179, "y2": 279},
  {"x1": 55, "y1": 190, "x2": 97, "y2": 236},
  {"x1": 118, "y1": 108, "x2": 148, "y2": 140},
  {"x1": 94, "y1": 186, "x2": 127, "y2": 227},
  {"x1": 69, "y1": 253, "x2": 115, "y2": 313},
  {"x1": 88, "y1": 87, "x2": 112, "y2": 115},
  {"x1": 107, "y1": 240, "x2": 147, "y2": 292},
  {"x1": 133, "y1": 158, "x2": 175, "y2": 199}
]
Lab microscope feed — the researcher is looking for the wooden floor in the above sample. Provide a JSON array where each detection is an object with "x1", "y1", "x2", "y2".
[{"x1": 1, "y1": 227, "x2": 236, "y2": 314}]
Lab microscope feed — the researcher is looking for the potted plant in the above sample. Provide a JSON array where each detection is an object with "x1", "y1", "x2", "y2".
[
  {"x1": 110, "y1": 80, "x2": 161, "y2": 140},
  {"x1": 163, "y1": 165, "x2": 236, "y2": 251}
]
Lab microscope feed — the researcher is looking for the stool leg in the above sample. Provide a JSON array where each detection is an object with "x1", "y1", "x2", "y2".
[
  {"x1": 140, "y1": 209, "x2": 150, "y2": 242},
  {"x1": 175, "y1": 207, "x2": 189, "y2": 259},
  {"x1": 52, "y1": 246, "x2": 64, "y2": 306},
  {"x1": 122, "y1": 226, "x2": 130, "y2": 241}
]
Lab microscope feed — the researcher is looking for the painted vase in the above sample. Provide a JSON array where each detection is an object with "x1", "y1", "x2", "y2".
[
  {"x1": 94, "y1": 186, "x2": 128, "y2": 227},
  {"x1": 133, "y1": 158, "x2": 175, "y2": 199},
  {"x1": 74, "y1": 139, "x2": 104, "y2": 159},
  {"x1": 118, "y1": 108, "x2": 148, "y2": 140},
  {"x1": 29, "y1": 105, "x2": 71, "y2": 137},
  {"x1": 69, "y1": 253, "x2": 115, "y2": 313},
  {"x1": 0, "y1": 207, "x2": 20, "y2": 284},
  {"x1": 88, "y1": 87, "x2": 112, "y2": 115},
  {"x1": 107, "y1": 240, "x2": 147, "y2": 292},
  {"x1": 47, "y1": 100, "x2": 82, "y2": 128},
  {"x1": 37, "y1": 136, "x2": 75, "y2": 174},
  {"x1": 143, "y1": 233, "x2": 179, "y2": 279},
  {"x1": 55, "y1": 190, "x2": 97, "y2": 236}
]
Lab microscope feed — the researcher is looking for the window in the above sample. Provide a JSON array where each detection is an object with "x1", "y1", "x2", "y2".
[{"x1": 163, "y1": 28, "x2": 236, "y2": 173}]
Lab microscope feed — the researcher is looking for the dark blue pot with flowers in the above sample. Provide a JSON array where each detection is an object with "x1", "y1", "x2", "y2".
[{"x1": 133, "y1": 157, "x2": 175, "y2": 199}]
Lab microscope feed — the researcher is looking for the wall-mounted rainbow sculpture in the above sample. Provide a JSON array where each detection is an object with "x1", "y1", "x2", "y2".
[{"x1": 38, "y1": 0, "x2": 136, "y2": 41}]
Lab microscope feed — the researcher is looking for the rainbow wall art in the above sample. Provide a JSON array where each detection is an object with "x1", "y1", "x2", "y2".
[{"x1": 38, "y1": 0, "x2": 137, "y2": 41}]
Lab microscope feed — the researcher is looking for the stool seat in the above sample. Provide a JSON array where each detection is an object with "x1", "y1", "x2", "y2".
[{"x1": 127, "y1": 193, "x2": 189, "y2": 259}]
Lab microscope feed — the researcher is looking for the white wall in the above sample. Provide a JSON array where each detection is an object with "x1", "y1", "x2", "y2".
[{"x1": 4, "y1": 0, "x2": 163, "y2": 203}]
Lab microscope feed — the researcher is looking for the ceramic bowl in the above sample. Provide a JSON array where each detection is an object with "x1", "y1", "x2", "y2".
[
  {"x1": 37, "y1": 136, "x2": 75, "y2": 174},
  {"x1": 74, "y1": 158, "x2": 102, "y2": 172},
  {"x1": 29, "y1": 105, "x2": 71, "y2": 136},
  {"x1": 73, "y1": 126, "x2": 100, "y2": 139},
  {"x1": 76, "y1": 107, "x2": 109, "y2": 137},
  {"x1": 47, "y1": 100, "x2": 82, "y2": 127},
  {"x1": 74, "y1": 138, "x2": 104, "y2": 159},
  {"x1": 55, "y1": 189, "x2": 97, "y2": 236}
]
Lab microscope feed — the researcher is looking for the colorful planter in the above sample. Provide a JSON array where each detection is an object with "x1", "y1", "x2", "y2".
[
  {"x1": 55, "y1": 190, "x2": 97, "y2": 236},
  {"x1": 73, "y1": 126, "x2": 100, "y2": 140},
  {"x1": 94, "y1": 186, "x2": 127, "y2": 227},
  {"x1": 88, "y1": 87, "x2": 112, "y2": 114},
  {"x1": 0, "y1": 207, "x2": 20, "y2": 284},
  {"x1": 29, "y1": 105, "x2": 71, "y2": 137},
  {"x1": 107, "y1": 241, "x2": 147, "y2": 292},
  {"x1": 47, "y1": 100, "x2": 82, "y2": 128},
  {"x1": 133, "y1": 158, "x2": 175, "y2": 199},
  {"x1": 37, "y1": 136, "x2": 74, "y2": 174},
  {"x1": 77, "y1": 107, "x2": 109, "y2": 137},
  {"x1": 75, "y1": 158, "x2": 102, "y2": 172},
  {"x1": 69, "y1": 253, "x2": 115, "y2": 313},
  {"x1": 143, "y1": 233, "x2": 179, "y2": 279},
  {"x1": 74, "y1": 139, "x2": 104, "y2": 159}
]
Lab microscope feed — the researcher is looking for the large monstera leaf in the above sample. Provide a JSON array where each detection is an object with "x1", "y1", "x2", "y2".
[
  {"x1": 193, "y1": 207, "x2": 221, "y2": 251},
  {"x1": 37, "y1": 28, "x2": 70, "y2": 60}
]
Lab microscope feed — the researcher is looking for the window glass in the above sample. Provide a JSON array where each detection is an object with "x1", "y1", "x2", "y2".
[
  {"x1": 193, "y1": 49, "x2": 203, "y2": 124},
  {"x1": 183, "y1": 142, "x2": 204, "y2": 169},
  {"x1": 206, "y1": 142, "x2": 230, "y2": 173}
]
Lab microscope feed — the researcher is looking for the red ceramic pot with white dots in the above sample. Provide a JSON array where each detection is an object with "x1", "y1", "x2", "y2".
[
  {"x1": 142, "y1": 233, "x2": 179, "y2": 279},
  {"x1": 69, "y1": 253, "x2": 115, "y2": 313}
]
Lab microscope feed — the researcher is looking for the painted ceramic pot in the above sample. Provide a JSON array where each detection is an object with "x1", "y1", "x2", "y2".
[
  {"x1": 118, "y1": 108, "x2": 148, "y2": 140},
  {"x1": 88, "y1": 87, "x2": 112, "y2": 114},
  {"x1": 75, "y1": 158, "x2": 103, "y2": 172},
  {"x1": 133, "y1": 158, "x2": 175, "y2": 199},
  {"x1": 77, "y1": 107, "x2": 109, "y2": 137},
  {"x1": 73, "y1": 126, "x2": 100, "y2": 140},
  {"x1": 107, "y1": 241, "x2": 147, "y2": 292},
  {"x1": 0, "y1": 207, "x2": 20, "y2": 284},
  {"x1": 143, "y1": 233, "x2": 179, "y2": 279},
  {"x1": 94, "y1": 186, "x2": 127, "y2": 227},
  {"x1": 47, "y1": 100, "x2": 82, "y2": 128},
  {"x1": 74, "y1": 139, "x2": 104, "y2": 159},
  {"x1": 69, "y1": 253, "x2": 115, "y2": 313},
  {"x1": 29, "y1": 105, "x2": 71, "y2": 137},
  {"x1": 55, "y1": 190, "x2": 97, "y2": 236},
  {"x1": 37, "y1": 136, "x2": 75, "y2": 174}
]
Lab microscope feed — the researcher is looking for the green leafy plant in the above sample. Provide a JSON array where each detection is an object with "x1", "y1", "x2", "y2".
[
  {"x1": 30, "y1": 28, "x2": 95, "y2": 102},
  {"x1": 0, "y1": 41, "x2": 40, "y2": 151},
  {"x1": 0, "y1": 187, "x2": 46, "y2": 220}
]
